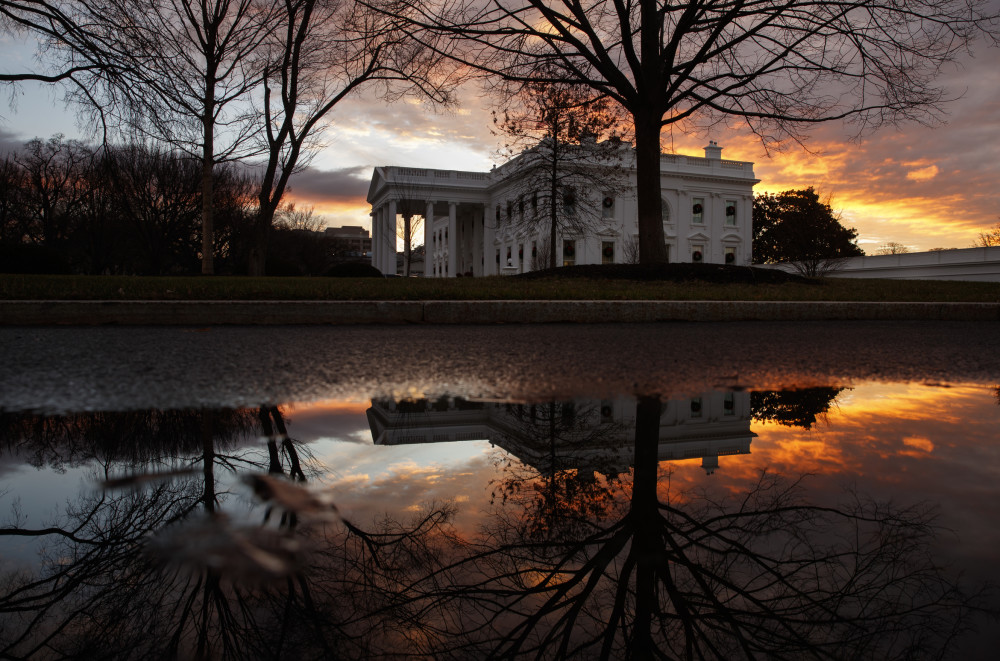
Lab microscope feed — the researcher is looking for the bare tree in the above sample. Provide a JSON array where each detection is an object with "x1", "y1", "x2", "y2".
[
  {"x1": 974, "y1": 222, "x2": 1000, "y2": 247},
  {"x1": 55, "y1": 0, "x2": 281, "y2": 275},
  {"x1": 396, "y1": 201, "x2": 424, "y2": 276},
  {"x1": 874, "y1": 241, "x2": 910, "y2": 255},
  {"x1": 14, "y1": 134, "x2": 92, "y2": 246},
  {"x1": 389, "y1": 0, "x2": 998, "y2": 264},
  {"x1": 247, "y1": 0, "x2": 454, "y2": 275},
  {"x1": 493, "y1": 76, "x2": 628, "y2": 269},
  {"x1": 0, "y1": 1, "x2": 114, "y2": 86}
]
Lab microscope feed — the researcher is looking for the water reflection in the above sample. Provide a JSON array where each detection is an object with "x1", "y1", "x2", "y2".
[
  {"x1": 368, "y1": 393, "x2": 755, "y2": 476},
  {"x1": 0, "y1": 386, "x2": 996, "y2": 659}
]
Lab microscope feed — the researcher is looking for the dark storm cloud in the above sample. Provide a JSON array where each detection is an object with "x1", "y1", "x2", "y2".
[
  {"x1": 0, "y1": 128, "x2": 26, "y2": 155},
  {"x1": 286, "y1": 165, "x2": 371, "y2": 204}
]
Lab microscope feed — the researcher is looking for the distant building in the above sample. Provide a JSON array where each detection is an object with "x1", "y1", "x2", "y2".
[
  {"x1": 324, "y1": 225, "x2": 371, "y2": 259},
  {"x1": 367, "y1": 142, "x2": 758, "y2": 277}
]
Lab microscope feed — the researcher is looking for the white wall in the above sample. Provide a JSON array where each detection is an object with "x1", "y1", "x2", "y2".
[{"x1": 761, "y1": 246, "x2": 1000, "y2": 282}]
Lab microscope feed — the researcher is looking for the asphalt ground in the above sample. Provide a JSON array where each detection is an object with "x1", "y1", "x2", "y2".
[
  {"x1": 2, "y1": 321, "x2": 998, "y2": 413},
  {"x1": 2, "y1": 299, "x2": 1000, "y2": 324}
]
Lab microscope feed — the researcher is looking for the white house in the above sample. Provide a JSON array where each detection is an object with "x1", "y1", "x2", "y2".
[
  {"x1": 366, "y1": 393, "x2": 755, "y2": 476},
  {"x1": 367, "y1": 141, "x2": 758, "y2": 277}
]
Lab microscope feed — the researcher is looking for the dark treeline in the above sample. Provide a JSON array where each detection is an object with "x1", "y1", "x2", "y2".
[{"x1": 0, "y1": 135, "x2": 348, "y2": 276}]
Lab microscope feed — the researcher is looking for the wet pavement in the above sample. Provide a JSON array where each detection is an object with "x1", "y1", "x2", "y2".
[{"x1": 3, "y1": 321, "x2": 998, "y2": 412}]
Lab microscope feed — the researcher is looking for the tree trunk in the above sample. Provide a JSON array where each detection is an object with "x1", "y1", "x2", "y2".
[
  {"x1": 548, "y1": 139, "x2": 559, "y2": 268},
  {"x1": 403, "y1": 213, "x2": 412, "y2": 276},
  {"x1": 634, "y1": 109, "x2": 667, "y2": 264},
  {"x1": 200, "y1": 96, "x2": 216, "y2": 275},
  {"x1": 631, "y1": 395, "x2": 663, "y2": 659},
  {"x1": 249, "y1": 204, "x2": 277, "y2": 277}
]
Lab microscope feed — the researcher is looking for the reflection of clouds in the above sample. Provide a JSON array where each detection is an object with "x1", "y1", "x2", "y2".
[
  {"x1": 280, "y1": 401, "x2": 371, "y2": 445},
  {"x1": 723, "y1": 383, "x2": 1000, "y2": 583},
  {"x1": 313, "y1": 438, "x2": 497, "y2": 535}
]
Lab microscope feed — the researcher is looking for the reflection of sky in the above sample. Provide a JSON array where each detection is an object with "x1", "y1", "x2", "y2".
[
  {"x1": 656, "y1": 383, "x2": 1000, "y2": 586},
  {"x1": 271, "y1": 385, "x2": 1000, "y2": 583},
  {"x1": 3, "y1": 383, "x2": 999, "y2": 585},
  {"x1": 0, "y1": 463, "x2": 94, "y2": 567}
]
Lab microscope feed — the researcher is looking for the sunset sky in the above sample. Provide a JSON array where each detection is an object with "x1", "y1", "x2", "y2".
[{"x1": 2, "y1": 23, "x2": 998, "y2": 253}]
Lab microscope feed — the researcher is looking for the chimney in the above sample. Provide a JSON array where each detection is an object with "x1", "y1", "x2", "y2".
[{"x1": 704, "y1": 140, "x2": 722, "y2": 159}]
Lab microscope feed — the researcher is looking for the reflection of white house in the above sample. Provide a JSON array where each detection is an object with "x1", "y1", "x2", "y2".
[
  {"x1": 366, "y1": 393, "x2": 755, "y2": 475},
  {"x1": 367, "y1": 142, "x2": 758, "y2": 277}
]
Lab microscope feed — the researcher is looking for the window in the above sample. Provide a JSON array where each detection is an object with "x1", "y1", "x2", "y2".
[
  {"x1": 692, "y1": 197, "x2": 704, "y2": 224},
  {"x1": 563, "y1": 239, "x2": 576, "y2": 266},
  {"x1": 531, "y1": 241, "x2": 537, "y2": 259},
  {"x1": 600, "y1": 400, "x2": 614, "y2": 424},
  {"x1": 519, "y1": 197, "x2": 525, "y2": 216},
  {"x1": 692, "y1": 244, "x2": 704, "y2": 262},
  {"x1": 495, "y1": 204, "x2": 501, "y2": 222},
  {"x1": 531, "y1": 191, "x2": 538, "y2": 211},
  {"x1": 725, "y1": 200, "x2": 737, "y2": 225},
  {"x1": 725, "y1": 246, "x2": 736, "y2": 264},
  {"x1": 563, "y1": 188, "x2": 576, "y2": 215},
  {"x1": 602, "y1": 194, "x2": 615, "y2": 219},
  {"x1": 690, "y1": 398, "x2": 702, "y2": 418},
  {"x1": 661, "y1": 198, "x2": 671, "y2": 223},
  {"x1": 602, "y1": 241, "x2": 615, "y2": 264},
  {"x1": 664, "y1": 243, "x2": 672, "y2": 263},
  {"x1": 724, "y1": 392, "x2": 735, "y2": 415},
  {"x1": 506, "y1": 200, "x2": 513, "y2": 219}
]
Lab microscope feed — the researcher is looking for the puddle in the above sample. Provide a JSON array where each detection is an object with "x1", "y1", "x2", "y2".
[{"x1": 2, "y1": 381, "x2": 998, "y2": 659}]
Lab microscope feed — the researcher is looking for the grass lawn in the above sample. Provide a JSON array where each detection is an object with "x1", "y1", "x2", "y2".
[{"x1": 3, "y1": 265, "x2": 999, "y2": 302}]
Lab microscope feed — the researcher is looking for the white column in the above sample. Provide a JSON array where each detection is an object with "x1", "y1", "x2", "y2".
[
  {"x1": 370, "y1": 208, "x2": 379, "y2": 269},
  {"x1": 447, "y1": 202, "x2": 458, "y2": 277},
  {"x1": 484, "y1": 205, "x2": 496, "y2": 275},
  {"x1": 473, "y1": 205, "x2": 484, "y2": 276},
  {"x1": 424, "y1": 200, "x2": 435, "y2": 277},
  {"x1": 385, "y1": 200, "x2": 397, "y2": 275}
]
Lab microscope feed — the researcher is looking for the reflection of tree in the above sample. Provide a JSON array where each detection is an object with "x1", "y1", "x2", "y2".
[
  {"x1": 0, "y1": 405, "x2": 367, "y2": 658},
  {"x1": 750, "y1": 387, "x2": 846, "y2": 429},
  {"x1": 400, "y1": 395, "x2": 983, "y2": 659},
  {"x1": 490, "y1": 401, "x2": 627, "y2": 543},
  {"x1": 2, "y1": 398, "x2": 989, "y2": 658},
  {"x1": 0, "y1": 407, "x2": 259, "y2": 471}
]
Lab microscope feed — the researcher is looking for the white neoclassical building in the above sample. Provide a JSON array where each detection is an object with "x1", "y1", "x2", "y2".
[
  {"x1": 367, "y1": 392, "x2": 755, "y2": 476},
  {"x1": 367, "y1": 141, "x2": 758, "y2": 277}
]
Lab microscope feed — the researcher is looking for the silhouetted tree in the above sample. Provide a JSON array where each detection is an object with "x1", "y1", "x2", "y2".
[
  {"x1": 874, "y1": 241, "x2": 910, "y2": 255},
  {"x1": 974, "y1": 222, "x2": 1000, "y2": 247},
  {"x1": 492, "y1": 76, "x2": 628, "y2": 268},
  {"x1": 750, "y1": 388, "x2": 846, "y2": 430},
  {"x1": 248, "y1": 0, "x2": 454, "y2": 276},
  {"x1": 388, "y1": 0, "x2": 996, "y2": 264},
  {"x1": 56, "y1": 0, "x2": 280, "y2": 275},
  {"x1": 753, "y1": 188, "x2": 864, "y2": 275}
]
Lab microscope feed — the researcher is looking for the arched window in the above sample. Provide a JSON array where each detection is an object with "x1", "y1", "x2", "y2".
[{"x1": 661, "y1": 198, "x2": 671, "y2": 223}]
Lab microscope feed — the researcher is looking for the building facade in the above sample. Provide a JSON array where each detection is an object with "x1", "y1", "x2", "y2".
[
  {"x1": 367, "y1": 393, "x2": 755, "y2": 476},
  {"x1": 367, "y1": 141, "x2": 758, "y2": 277},
  {"x1": 324, "y1": 225, "x2": 372, "y2": 259}
]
